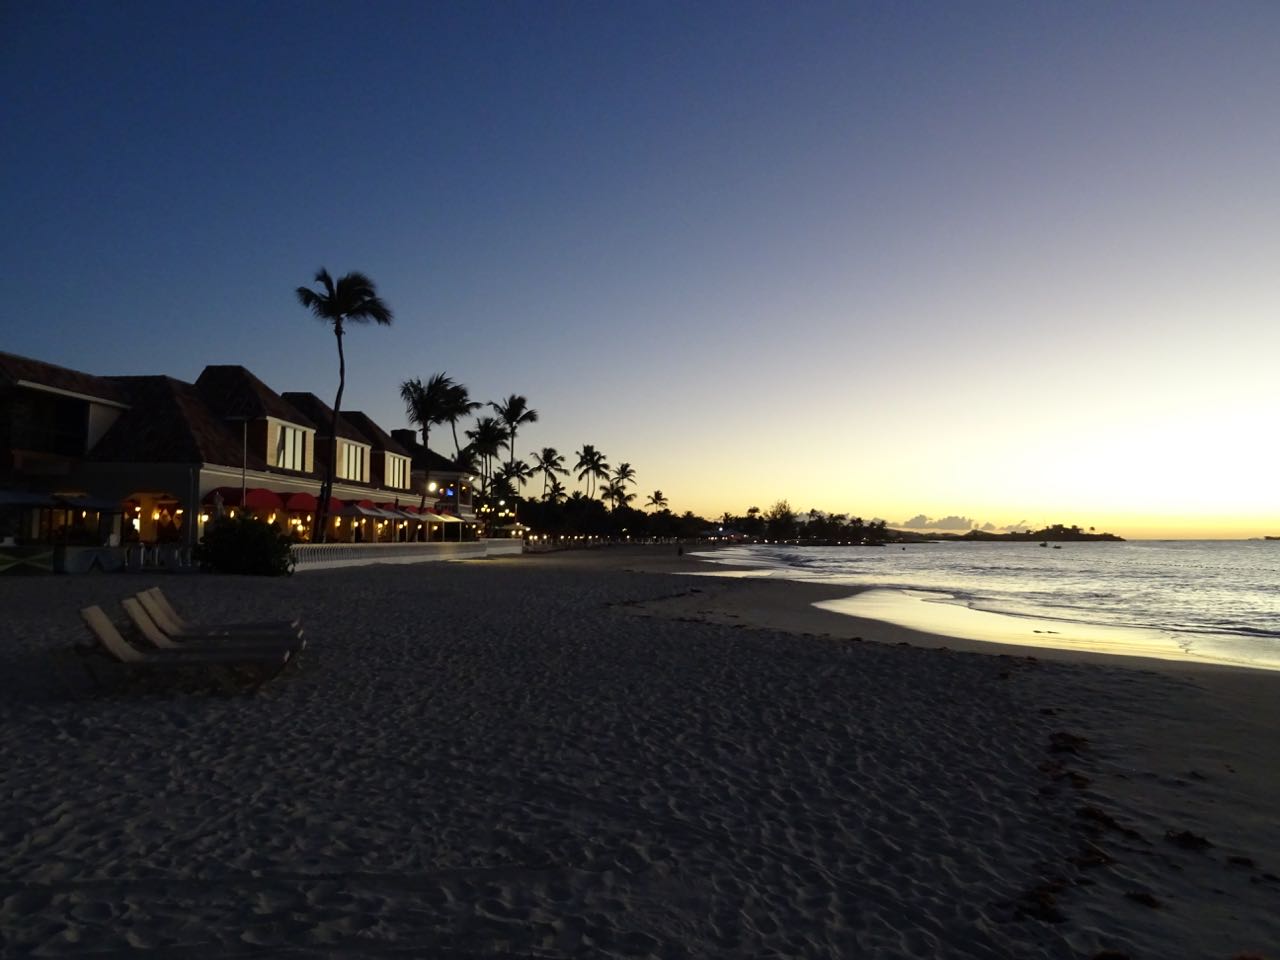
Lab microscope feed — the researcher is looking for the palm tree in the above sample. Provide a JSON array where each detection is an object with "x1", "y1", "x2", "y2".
[
  {"x1": 646, "y1": 490, "x2": 668, "y2": 511},
  {"x1": 547, "y1": 478, "x2": 568, "y2": 504},
  {"x1": 442, "y1": 382, "x2": 481, "y2": 456},
  {"x1": 600, "y1": 479, "x2": 635, "y2": 511},
  {"x1": 464, "y1": 416, "x2": 508, "y2": 495},
  {"x1": 574, "y1": 444, "x2": 609, "y2": 499},
  {"x1": 611, "y1": 461, "x2": 637, "y2": 490},
  {"x1": 531, "y1": 447, "x2": 569, "y2": 500},
  {"x1": 399, "y1": 372, "x2": 455, "y2": 502},
  {"x1": 498, "y1": 458, "x2": 533, "y2": 491},
  {"x1": 296, "y1": 268, "x2": 392, "y2": 541},
  {"x1": 489, "y1": 394, "x2": 538, "y2": 464}
]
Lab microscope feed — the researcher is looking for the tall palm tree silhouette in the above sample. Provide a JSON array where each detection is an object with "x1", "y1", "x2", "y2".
[
  {"x1": 646, "y1": 490, "x2": 668, "y2": 511},
  {"x1": 442, "y1": 382, "x2": 481, "y2": 457},
  {"x1": 399, "y1": 372, "x2": 455, "y2": 502},
  {"x1": 574, "y1": 444, "x2": 609, "y2": 499},
  {"x1": 532, "y1": 447, "x2": 569, "y2": 500},
  {"x1": 489, "y1": 394, "x2": 538, "y2": 464},
  {"x1": 612, "y1": 461, "x2": 637, "y2": 491},
  {"x1": 465, "y1": 416, "x2": 508, "y2": 496},
  {"x1": 296, "y1": 269, "x2": 392, "y2": 541},
  {"x1": 600, "y1": 479, "x2": 635, "y2": 511},
  {"x1": 498, "y1": 458, "x2": 533, "y2": 491}
]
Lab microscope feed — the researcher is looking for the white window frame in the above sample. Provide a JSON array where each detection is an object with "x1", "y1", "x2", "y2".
[
  {"x1": 339, "y1": 441, "x2": 368, "y2": 482},
  {"x1": 276, "y1": 425, "x2": 306, "y2": 471},
  {"x1": 386, "y1": 454, "x2": 409, "y2": 489}
]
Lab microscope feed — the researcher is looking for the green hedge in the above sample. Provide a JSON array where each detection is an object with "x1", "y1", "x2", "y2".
[{"x1": 194, "y1": 517, "x2": 295, "y2": 576}]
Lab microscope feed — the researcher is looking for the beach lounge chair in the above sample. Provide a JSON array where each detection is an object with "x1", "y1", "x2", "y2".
[
  {"x1": 121, "y1": 597, "x2": 305, "y2": 657},
  {"x1": 137, "y1": 586, "x2": 302, "y2": 639},
  {"x1": 78, "y1": 605, "x2": 292, "y2": 693}
]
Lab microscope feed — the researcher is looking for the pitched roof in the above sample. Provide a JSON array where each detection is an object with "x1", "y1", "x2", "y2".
[
  {"x1": 0, "y1": 351, "x2": 130, "y2": 406},
  {"x1": 389, "y1": 428, "x2": 463, "y2": 473},
  {"x1": 195, "y1": 366, "x2": 315, "y2": 427},
  {"x1": 342, "y1": 411, "x2": 410, "y2": 456},
  {"x1": 279, "y1": 392, "x2": 365, "y2": 442},
  {"x1": 91, "y1": 376, "x2": 265, "y2": 468}
]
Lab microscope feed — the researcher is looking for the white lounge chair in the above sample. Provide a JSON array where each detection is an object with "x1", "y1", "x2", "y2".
[
  {"x1": 78, "y1": 605, "x2": 292, "y2": 693},
  {"x1": 138, "y1": 587, "x2": 302, "y2": 639},
  {"x1": 121, "y1": 597, "x2": 305, "y2": 657}
]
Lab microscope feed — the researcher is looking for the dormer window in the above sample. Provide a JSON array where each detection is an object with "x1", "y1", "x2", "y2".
[
  {"x1": 339, "y1": 442, "x2": 367, "y2": 482},
  {"x1": 276, "y1": 425, "x2": 306, "y2": 470},
  {"x1": 386, "y1": 454, "x2": 409, "y2": 489}
]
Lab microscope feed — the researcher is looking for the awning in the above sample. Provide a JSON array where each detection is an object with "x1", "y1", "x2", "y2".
[
  {"x1": 204, "y1": 487, "x2": 285, "y2": 510},
  {"x1": 283, "y1": 491, "x2": 343, "y2": 512},
  {"x1": 0, "y1": 489, "x2": 56, "y2": 508},
  {"x1": 336, "y1": 503, "x2": 399, "y2": 519},
  {"x1": 432, "y1": 513, "x2": 465, "y2": 524}
]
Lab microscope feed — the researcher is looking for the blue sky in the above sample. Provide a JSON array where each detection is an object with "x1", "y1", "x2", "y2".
[{"x1": 3, "y1": 2, "x2": 1278, "y2": 535}]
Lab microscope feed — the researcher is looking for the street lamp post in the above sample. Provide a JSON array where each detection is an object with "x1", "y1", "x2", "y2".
[{"x1": 226, "y1": 416, "x2": 250, "y2": 508}]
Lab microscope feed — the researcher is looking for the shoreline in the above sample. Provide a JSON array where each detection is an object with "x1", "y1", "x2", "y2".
[{"x1": 1, "y1": 550, "x2": 1276, "y2": 956}]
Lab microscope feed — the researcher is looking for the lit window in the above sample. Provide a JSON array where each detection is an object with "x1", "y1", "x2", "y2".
[
  {"x1": 340, "y1": 442, "x2": 367, "y2": 481},
  {"x1": 276, "y1": 426, "x2": 306, "y2": 470},
  {"x1": 387, "y1": 455, "x2": 409, "y2": 489}
]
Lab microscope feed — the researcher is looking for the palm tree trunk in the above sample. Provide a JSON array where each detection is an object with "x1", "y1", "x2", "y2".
[
  {"x1": 421, "y1": 423, "x2": 431, "y2": 509},
  {"x1": 450, "y1": 420, "x2": 461, "y2": 457},
  {"x1": 316, "y1": 327, "x2": 345, "y2": 544}
]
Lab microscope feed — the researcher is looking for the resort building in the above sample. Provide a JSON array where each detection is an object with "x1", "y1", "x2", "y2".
[{"x1": 0, "y1": 350, "x2": 480, "y2": 571}]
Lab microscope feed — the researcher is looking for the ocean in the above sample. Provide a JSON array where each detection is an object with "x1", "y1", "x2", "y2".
[{"x1": 689, "y1": 540, "x2": 1280, "y2": 670}]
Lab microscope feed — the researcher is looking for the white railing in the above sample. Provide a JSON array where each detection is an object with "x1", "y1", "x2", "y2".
[
  {"x1": 291, "y1": 541, "x2": 488, "y2": 572},
  {"x1": 482, "y1": 538, "x2": 525, "y2": 557}
]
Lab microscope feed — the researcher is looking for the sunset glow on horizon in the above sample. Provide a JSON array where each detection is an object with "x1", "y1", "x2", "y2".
[{"x1": 2, "y1": 2, "x2": 1276, "y2": 539}]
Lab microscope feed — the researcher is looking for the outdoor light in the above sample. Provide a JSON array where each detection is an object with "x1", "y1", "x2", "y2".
[
  {"x1": 175, "y1": 508, "x2": 184, "y2": 515},
  {"x1": 200, "y1": 513, "x2": 209, "y2": 523},
  {"x1": 428, "y1": 481, "x2": 438, "y2": 492},
  {"x1": 152, "y1": 510, "x2": 160, "y2": 521}
]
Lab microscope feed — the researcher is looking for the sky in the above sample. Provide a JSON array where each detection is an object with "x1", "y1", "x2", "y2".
[{"x1": 2, "y1": 1, "x2": 1277, "y2": 538}]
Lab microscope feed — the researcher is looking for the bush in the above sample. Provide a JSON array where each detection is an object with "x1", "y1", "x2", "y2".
[{"x1": 194, "y1": 517, "x2": 295, "y2": 576}]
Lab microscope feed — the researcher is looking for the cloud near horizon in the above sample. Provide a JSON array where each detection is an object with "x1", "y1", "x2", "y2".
[
  {"x1": 898, "y1": 515, "x2": 1034, "y2": 533},
  {"x1": 898, "y1": 514, "x2": 976, "y2": 530}
]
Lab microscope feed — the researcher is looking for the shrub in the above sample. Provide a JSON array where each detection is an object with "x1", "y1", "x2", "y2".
[{"x1": 194, "y1": 517, "x2": 295, "y2": 576}]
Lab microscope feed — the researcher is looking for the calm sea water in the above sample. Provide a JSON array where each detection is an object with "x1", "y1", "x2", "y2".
[{"x1": 690, "y1": 541, "x2": 1280, "y2": 669}]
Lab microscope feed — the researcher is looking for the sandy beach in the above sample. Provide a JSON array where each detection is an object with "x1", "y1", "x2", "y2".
[{"x1": 1, "y1": 547, "x2": 1276, "y2": 958}]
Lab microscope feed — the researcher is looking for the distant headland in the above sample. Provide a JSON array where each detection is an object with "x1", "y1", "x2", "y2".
[{"x1": 931, "y1": 523, "x2": 1124, "y2": 543}]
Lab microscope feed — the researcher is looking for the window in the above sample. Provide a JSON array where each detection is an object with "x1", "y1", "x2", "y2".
[
  {"x1": 386, "y1": 455, "x2": 409, "y2": 489},
  {"x1": 276, "y1": 425, "x2": 306, "y2": 471},
  {"x1": 340, "y1": 442, "x2": 366, "y2": 481}
]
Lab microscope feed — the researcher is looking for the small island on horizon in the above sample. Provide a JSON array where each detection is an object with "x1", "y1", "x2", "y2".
[{"x1": 930, "y1": 523, "x2": 1124, "y2": 543}]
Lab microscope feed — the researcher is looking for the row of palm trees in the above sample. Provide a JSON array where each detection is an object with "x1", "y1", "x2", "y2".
[{"x1": 297, "y1": 267, "x2": 674, "y2": 541}]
